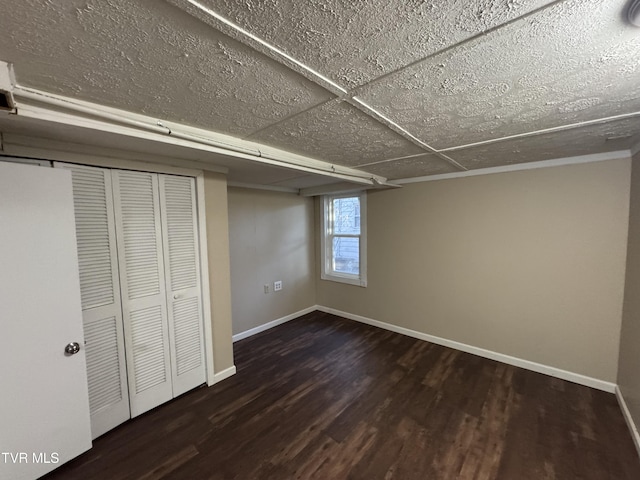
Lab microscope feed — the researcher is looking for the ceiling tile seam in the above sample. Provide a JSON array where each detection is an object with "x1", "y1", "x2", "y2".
[
  {"x1": 166, "y1": 0, "x2": 347, "y2": 97},
  {"x1": 348, "y1": 97, "x2": 467, "y2": 171},
  {"x1": 435, "y1": 152, "x2": 467, "y2": 169},
  {"x1": 333, "y1": 0, "x2": 570, "y2": 167},
  {"x1": 338, "y1": 0, "x2": 566, "y2": 171},
  {"x1": 342, "y1": 0, "x2": 568, "y2": 100},
  {"x1": 438, "y1": 111, "x2": 640, "y2": 153},
  {"x1": 243, "y1": 96, "x2": 338, "y2": 139},
  {"x1": 165, "y1": 0, "x2": 460, "y2": 169},
  {"x1": 353, "y1": 111, "x2": 640, "y2": 169},
  {"x1": 356, "y1": 152, "x2": 436, "y2": 168}
]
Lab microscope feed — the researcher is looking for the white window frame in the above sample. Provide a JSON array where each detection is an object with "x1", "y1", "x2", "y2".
[{"x1": 321, "y1": 191, "x2": 367, "y2": 287}]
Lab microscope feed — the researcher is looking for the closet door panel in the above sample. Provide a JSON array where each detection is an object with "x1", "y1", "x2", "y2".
[
  {"x1": 159, "y1": 175, "x2": 206, "y2": 396},
  {"x1": 54, "y1": 162, "x2": 130, "y2": 439},
  {"x1": 113, "y1": 170, "x2": 173, "y2": 417}
]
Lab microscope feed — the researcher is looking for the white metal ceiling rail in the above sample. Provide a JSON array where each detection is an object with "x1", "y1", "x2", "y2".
[
  {"x1": 165, "y1": 0, "x2": 462, "y2": 171},
  {"x1": 8, "y1": 83, "x2": 395, "y2": 187}
]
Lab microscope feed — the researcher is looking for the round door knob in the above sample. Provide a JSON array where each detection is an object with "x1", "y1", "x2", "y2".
[{"x1": 64, "y1": 342, "x2": 81, "y2": 356}]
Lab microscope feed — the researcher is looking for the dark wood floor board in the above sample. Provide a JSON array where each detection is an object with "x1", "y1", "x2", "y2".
[
  {"x1": 43, "y1": 311, "x2": 640, "y2": 480},
  {"x1": 268, "y1": 387, "x2": 354, "y2": 466}
]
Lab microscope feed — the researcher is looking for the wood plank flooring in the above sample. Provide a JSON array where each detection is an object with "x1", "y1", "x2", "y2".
[{"x1": 43, "y1": 311, "x2": 640, "y2": 479}]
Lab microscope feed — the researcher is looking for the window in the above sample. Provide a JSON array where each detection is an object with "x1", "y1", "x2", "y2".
[{"x1": 321, "y1": 192, "x2": 367, "y2": 287}]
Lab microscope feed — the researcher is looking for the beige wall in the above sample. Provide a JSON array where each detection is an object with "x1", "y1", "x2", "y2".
[
  {"x1": 317, "y1": 159, "x2": 631, "y2": 382},
  {"x1": 619, "y1": 150, "x2": 640, "y2": 434},
  {"x1": 203, "y1": 172, "x2": 235, "y2": 373},
  {"x1": 228, "y1": 187, "x2": 316, "y2": 335}
]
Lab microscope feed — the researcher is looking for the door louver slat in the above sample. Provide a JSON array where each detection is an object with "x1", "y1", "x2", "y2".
[
  {"x1": 68, "y1": 168, "x2": 114, "y2": 310},
  {"x1": 85, "y1": 316, "x2": 122, "y2": 413},
  {"x1": 130, "y1": 305, "x2": 167, "y2": 394},
  {"x1": 163, "y1": 176, "x2": 198, "y2": 291},
  {"x1": 117, "y1": 172, "x2": 161, "y2": 300},
  {"x1": 173, "y1": 297, "x2": 202, "y2": 375}
]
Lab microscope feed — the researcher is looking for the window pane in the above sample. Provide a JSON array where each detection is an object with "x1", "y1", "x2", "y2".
[
  {"x1": 332, "y1": 236, "x2": 359, "y2": 275},
  {"x1": 333, "y1": 197, "x2": 360, "y2": 235}
]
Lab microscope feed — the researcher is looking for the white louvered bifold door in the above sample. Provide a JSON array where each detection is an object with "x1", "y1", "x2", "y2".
[
  {"x1": 159, "y1": 175, "x2": 206, "y2": 396},
  {"x1": 112, "y1": 170, "x2": 173, "y2": 417},
  {"x1": 54, "y1": 162, "x2": 130, "y2": 439}
]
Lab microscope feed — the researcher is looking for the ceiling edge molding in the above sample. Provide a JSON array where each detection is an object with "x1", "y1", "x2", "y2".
[
  {"x1": 227, "y1": 181, "x2": 299, "y2": 194},
  {"x1": 391, "y1": 150, "x2": 631, "y2": 185},
  {"x1": 299, "y1": 181, "x2": 399, "y2": 197}
]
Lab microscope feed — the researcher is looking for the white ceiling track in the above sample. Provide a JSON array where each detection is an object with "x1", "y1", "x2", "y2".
[
  {"x1": 629, "y1": 0, "x2": 640, "y2": 27},
  {"x1": 8, "y1": 84, "x2": 394, "y2": 187},
  {"x1": 166, "y1": 0, "x2": 464, "y2": 173}
]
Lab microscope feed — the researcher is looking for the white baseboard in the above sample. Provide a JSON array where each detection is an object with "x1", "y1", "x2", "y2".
[
  {"x1": 316, "y1": 306, "x2": 616, "y2": 393},
  {"x1": 616, "y1": 386, "x2": 640, "y2": 457},
  {"x1": 209, "y1": 365, "x2": 237, "y2": 386},
  {"x1": 232, "y1": 305, "x2": 318, "y2": 342}
]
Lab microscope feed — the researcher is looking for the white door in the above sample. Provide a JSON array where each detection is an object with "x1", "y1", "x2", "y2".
[
  {"x1": 112, "y1": 170, "x2": 173, "y2": 417},
  {"x1": 159, "y1": 175, "x2": 206, "y2": 396},
  {"x1": 0, "y1": 161, "x2": 92, "y2": 480},
  {"x1": 55, "y1": 163, "x2": 131, "y2": 439}
]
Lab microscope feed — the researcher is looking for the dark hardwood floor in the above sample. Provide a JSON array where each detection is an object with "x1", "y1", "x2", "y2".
[{"x1": 44, "y1": 311, "x2": 640, "y2": 479}]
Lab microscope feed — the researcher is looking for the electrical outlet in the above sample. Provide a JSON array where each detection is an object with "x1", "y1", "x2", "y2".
[
  {"x1": 274, "y1": 280, "x2": 282, "y2": 292},
  {"x1": 264, "y1": 284, "x2": 270, "y2": 294}
]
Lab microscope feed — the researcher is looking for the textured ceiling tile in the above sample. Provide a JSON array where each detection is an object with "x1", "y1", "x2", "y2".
[
  {"x1": 357, "y1": 0, "x2": 640, "y2": 150},
  {"x1": 206, "y1": 0, "x2": 554, "y2": 89},
  {"x1": 1, "y1": 0, "x2": 637, "y2": 182},
  {"x1": 0, "y1": 0, "x2": 333, "y2": 136},
  {"x1": 447, "y1": 117, "x2": 640, "y2": 169},
  {"x1": 361, "y1": 154, "x2": 459, "y2": 180},
  {"x1": 248, "y1": 99, "x2": 425, "y2": 166}
]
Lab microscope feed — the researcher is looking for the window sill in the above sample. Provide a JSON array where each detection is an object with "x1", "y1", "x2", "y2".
[{"x1": 321, "y1": 272, "x2": 367, "y2": 287}]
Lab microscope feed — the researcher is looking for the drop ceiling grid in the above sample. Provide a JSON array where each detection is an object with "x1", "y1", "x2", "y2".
[
  {"x1": 353, "y1": 0, "x2": 640, "y2": 163},
  {"x1": 170, "y1": 0, "x2": 640, "y2": 174},
  {"x1": 247, "y1": 98, "x2": 426, "y2": 167},
  {"x1": 168, "y1": 0, "x2": 573, "y2": 172},
  {"x1": 0, "y1": 0, "x2": 637, "y2": 180},
  {"x1": 166, "y1": 0, "x2": 455, "y2": 170},
  {"x1": 203, "y1": 0, "x2": 557, "y2": 89}
]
